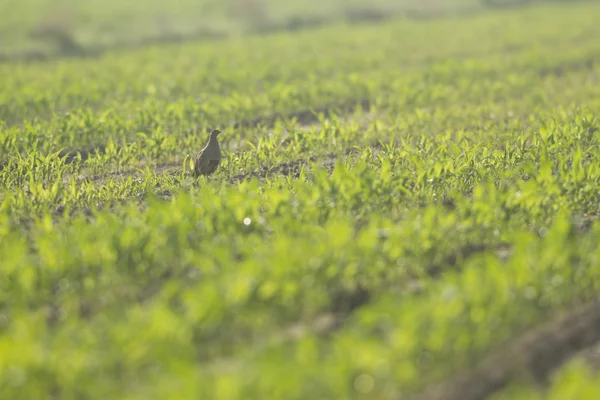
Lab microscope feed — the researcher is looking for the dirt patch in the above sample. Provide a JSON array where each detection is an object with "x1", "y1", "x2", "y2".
[
  {"x1": 539, "y1": 56, "x2": 597, "y2": 78},
  {"x1": 228, "y1": 152, "x2": 338, "y2": 183},
  {"x1": 229, "y1": 99, "x2": 371, "y2": 130},
  {"x1": 411, "y1": 296, "x2": 600, "y2": 400},
  {"x1": 58, "y1": 145, "x2": 107, "y2": 163},
  {"x1": 572, "y1": 213, "x2": 599, "y2": 234},
  {"x1": 204, "y1": 241, "x2": 512, "y2": 376},
  {"x1": 279, "y1": 243, "x2": 511, "y2": 343},
  {"x1": 581, "y1": 340, "x2": 600, "y2": 371},
  {"x1": 421, "y1": 243, "x2": 512, "y2": 280}
]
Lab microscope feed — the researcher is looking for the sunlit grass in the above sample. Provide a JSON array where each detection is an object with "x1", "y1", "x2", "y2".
[{"x1": 1, "y1": 2, "x2": 600, "y2": 399}]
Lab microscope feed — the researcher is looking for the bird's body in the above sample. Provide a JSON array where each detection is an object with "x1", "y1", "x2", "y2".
[{"x1": 194, "y1": 129, "x2": 222, "y2": 177}]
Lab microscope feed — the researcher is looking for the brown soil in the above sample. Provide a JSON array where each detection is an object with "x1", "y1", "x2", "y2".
[
  {"x1": 204, "y1": 241, "x2": 512, "y2": 375},
  {"x1": 581, "y1": 340, "x2": 600, "y2": 371},
  {"x1": 227, "y1": 152, "x2": 338, "y2": 183},
  {"x1": 539, "y1": 57, "x2": 596, "y2": 78},
  {"x1": 411, "y1": 296, "x2": 600, "y2": 400},
  {"x1": 229, "y1": 99, "x2": 371, "y2": 129}
]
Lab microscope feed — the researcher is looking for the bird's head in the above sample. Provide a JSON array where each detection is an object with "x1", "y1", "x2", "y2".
[{"x1": 210, "y1": 129, "x2": 221, "y2": 140}]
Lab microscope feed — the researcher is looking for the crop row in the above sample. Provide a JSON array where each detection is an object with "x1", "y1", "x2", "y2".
[
  {"x1": 1, "y1": 95, "x2": 599, "y2": 215},
  {"x1": 1, "y1": 3, "x2": 599, "y2": 144},
  {"x1": 493, "y1": 358, "x2": 600, "y2": 400},
  {"x1": 0, "y1": 0, "x2": 557, "y2": 60},
  {"x1": 1, "y1": 28, "x2": 599, "y2": 217}
]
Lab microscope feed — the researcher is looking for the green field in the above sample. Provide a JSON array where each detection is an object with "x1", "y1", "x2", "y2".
[
  {"x1": 1, "y1": 0, "x2": 481, "y2": 60},
  {"x1": 2, "y1": 1, "x2": 600, "y2": 399}
]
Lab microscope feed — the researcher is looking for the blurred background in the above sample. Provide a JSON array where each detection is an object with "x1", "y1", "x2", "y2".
[{"x1": 0, "y1": 0, "x2": 577, "y2": 61}]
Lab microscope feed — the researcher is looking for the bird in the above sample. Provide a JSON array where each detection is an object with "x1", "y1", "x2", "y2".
[{"x1": 193, "y1": 129, "x2": 222, "y2": 177}]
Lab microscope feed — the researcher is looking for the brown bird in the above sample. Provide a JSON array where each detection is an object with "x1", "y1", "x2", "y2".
[{"x1": 193, "y1": 129, "x2": 222, "y2": 177}]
